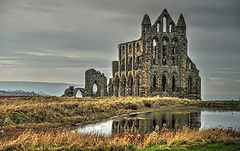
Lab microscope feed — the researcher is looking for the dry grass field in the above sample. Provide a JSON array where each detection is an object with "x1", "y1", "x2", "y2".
[
  {"x1": 1, "y1": 126, "x2": 240, "y2": 150},
  {"x1": 0, "y1": 96, "x2": 240, "y2": 150},
  {"x1": 0, "y1": 96, "x2": 200, "y2": 127}
]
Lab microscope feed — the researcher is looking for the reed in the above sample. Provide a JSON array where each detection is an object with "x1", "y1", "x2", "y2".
[{"x1": 0, "y1": 127, "x2": 239, "y2": 150}]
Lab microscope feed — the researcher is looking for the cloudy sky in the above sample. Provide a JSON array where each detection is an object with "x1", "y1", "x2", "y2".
[{"x1": 0, "y1": 0, "x2": 240, "y2": 100}]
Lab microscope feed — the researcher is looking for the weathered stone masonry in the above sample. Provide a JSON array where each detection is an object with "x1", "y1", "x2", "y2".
[
  {"x1": 62, "y1": 69, "x2": 107, "y2": 97},
  {"x1": 108, "y1": 9, "x2": 201, "y2": 100}
]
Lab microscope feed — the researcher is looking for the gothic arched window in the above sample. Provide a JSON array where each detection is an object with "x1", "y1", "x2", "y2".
[
  {"x1": 153, "y1": 75, "x2": 157, "y2": 91},
  {"x1": 163, "y1": 17, "x2": 167, "y2": 32},
  {"x1": 137, "y1": 43, "x2": 140, "y2": 51},
  {"x1": 172, "y1": 75, "x2": 176, "y2": 92},
  {"x1": 162, "y1": 75, "x2": 167, "y2": 92},
  {"x1": 157, "y1": 23, "x2": 160, "y2": 32},
  {"x1": 188, "y1": 76, "x2": 192, "y2": 94}
]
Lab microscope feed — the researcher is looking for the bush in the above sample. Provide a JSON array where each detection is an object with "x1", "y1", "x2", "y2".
[
  {"x1": 125, "y1": 103, "x2": 138, "y2": 110},
  {"x1": 143, "y1": 101, "x2": 152, "y2": 108}
]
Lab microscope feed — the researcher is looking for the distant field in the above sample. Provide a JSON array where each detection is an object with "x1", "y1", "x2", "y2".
[{"x1": 200, "y1": 100, "x2": 240, "y2": 110}]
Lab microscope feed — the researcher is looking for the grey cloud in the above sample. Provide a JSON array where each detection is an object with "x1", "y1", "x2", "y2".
[{"x1": 0, "y1": 0, "x2": 239, "y2": 100}]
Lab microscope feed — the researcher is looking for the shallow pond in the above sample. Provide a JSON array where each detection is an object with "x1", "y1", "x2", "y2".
[{"x1": 72, "y1": 108, "x2": 240, "y2": 136}]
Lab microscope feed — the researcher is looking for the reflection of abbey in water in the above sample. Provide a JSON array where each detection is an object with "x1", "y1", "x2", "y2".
[{"x1": 112, "y1": 110, "x2": 200, "y2": 133}]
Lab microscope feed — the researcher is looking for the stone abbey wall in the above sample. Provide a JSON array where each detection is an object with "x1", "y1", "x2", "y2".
[
  {"x1": 108, "y1": 9, "x2": 201, "y2": 100},
  {"x1": 63, "y1": 9, "x2": 201, "y2": 100}
]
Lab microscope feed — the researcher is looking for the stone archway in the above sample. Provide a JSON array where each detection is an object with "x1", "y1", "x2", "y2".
[
  {"x1": 63, "y1": 69, "x2": 107, "y2": 97},
  {"x1": 80, "y1": 69, "x2": 107, "y2": 97},
  {"x1": 74, "y1": 88, "x2": 83, "y2": 97},
  {"x1": 92, "y1": 81, "x2": 98, "y2": 95}
]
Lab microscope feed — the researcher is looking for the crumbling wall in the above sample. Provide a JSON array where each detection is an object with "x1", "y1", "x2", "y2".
[
  {"x1": 62, "y1": 69, "x2": 108, "y2": 97},
  {"x1": 81, "y1": 69, "x2": 107, "y2": 97},
  {"x1": 62, "y1": 86, "x2": 76, "y2": 97}
]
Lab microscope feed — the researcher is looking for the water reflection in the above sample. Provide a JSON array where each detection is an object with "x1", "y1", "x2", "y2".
[
  {"x1": 112, "y1": 110, "x2": 201, "y2": 133},
  {"x1": 201, "y1": 111, "x2": 240, "y2": 130},
  {"x1": 73, "y1": 108, "x2": 240, "y2": 136}
]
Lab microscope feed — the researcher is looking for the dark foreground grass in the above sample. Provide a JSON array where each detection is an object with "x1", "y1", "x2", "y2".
[
  {"x1": 0, "y1": 127, "x2": 239, "y2": 151},
  {"x1": 142, "y1": 143, "x2": 240, "y2": 151}
]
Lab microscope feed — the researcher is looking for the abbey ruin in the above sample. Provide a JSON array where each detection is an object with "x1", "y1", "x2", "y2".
[{"x1": 63, "y1": 9, "x2": 201, "y2": 100}]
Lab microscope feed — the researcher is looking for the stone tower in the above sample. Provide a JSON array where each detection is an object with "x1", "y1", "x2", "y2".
[{"x1": 108, "y1": 9, "x2": 201, "y2": 100}]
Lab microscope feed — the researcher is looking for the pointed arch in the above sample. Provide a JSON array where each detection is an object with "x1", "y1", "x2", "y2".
[
  {"x1": 157, "y1": 23, "x2": 160, "y2": 32},
  {"x1": 136, "y1": 43, "x2": 140, "y2": 51},
  {"x1": 172, "y1": 37, "x2": 178, "y2": 44},
  {"x1": 128, "y1": 74, "x2": 133, "y2": 96},
  {"x1": 172, "y1": 47, "x2": 175, "y2": 55},
  {"x1": 154, "y1": 9, "x2": 176, "y2": 34},
  {"x1": 189, "y1": 62, "x2": 192, "y2": 70},
  {"x1": 163, "y1": 16, "x2": 167, "y2": 32},
  {"x1": 162, "y1": 36, "x2": 169, "y2": 42},
  {"x1": 128, "y1": 57, "x2": 132, "y2": 71},
  {"x1": 153, "y1": 74, "x2": 157, "y2": 91},
  {"x1": 162, "y1": 74, "x2": 167, "y2": 92},
  {"x1": 172, "y1": 75, "x2": 176, "y2": 92},
  {"x1": 172, "y1": 37, "x2": 178, "y2": 56},
  {"x1": 172, "y1": 57, "x2": 176, "y2": 65},
  {"x1": 122, "y1": 45, "x2": 125, "y2": 51},
  {"x1": 128, "y1": 44, "x2": 132, "y2": 53},
  {"x1": 115, "y1": 75, "x2": 120, "y2": 96},
  {"x1": 152, "y1": 37, "x2": 159, "y2": 64},
  {"x1": 135, "y1": 74, "x2": 140, "y2": 96},
  {"x1": 121, "y1": 59, "x2": 125, "y2": 71},
  {"x1": 153, "y1": 39, "x2": 157, "y2": 47},
  {"x1": 169, "y1": 24, "x2": 172, "y2": 32},
  {"x1": 121, "y1": 75, "x2": 126, "y2": 97},
  {"x1": 92, "y1": 81, "x2": 98, "y2": 94},
  {"x1": 169, "y1": 22, "x2": 175, "y2": 32},
  {"x1": 187, "y1": 76, "x2": 192, "y2": 94},
  {"x1": 136, "y1": 56, "x2": 140, "y2": 64},
  {"x1": 162, "y1": 45, "x2": 167, "y2": 65}
]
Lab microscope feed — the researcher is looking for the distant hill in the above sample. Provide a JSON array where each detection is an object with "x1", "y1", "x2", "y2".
[
  {"x1": 0, "y1": 81, "x2": 83, "y2": 96},
  {"x1": 0, "y1": 90, "x2": 44, "y2": 96}
]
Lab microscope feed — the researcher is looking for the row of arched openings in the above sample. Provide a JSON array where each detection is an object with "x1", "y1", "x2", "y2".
[
  {"x1": 114, "y1": 75, "x2": 193, "y2": 96},
  {"x1": 152, "y1": 37, "x2": 178, "y2": 65},
  {"x1": 114, "y1": 75, "x2": 140, "y2": 96},
  {"x1": 152, "y1": 37, "x2": 178, "y2": 46},
  {"x1": 156, "y1": 16, "x2": 174, "y2": 33},
  {"x1": 121, "y1": 43, "x2": 140, "y2": 52},
  {"x1": 152, "y1": 75, "x2": 176, "y2": 92}
]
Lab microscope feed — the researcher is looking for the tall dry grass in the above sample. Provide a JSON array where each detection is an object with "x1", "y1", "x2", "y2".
[
  {"x1": 0, "y1": 96, "x2": 200, "y2": 127},
  {"x1": 0, "y1": 127, "x2": 239, "y2": 150}
]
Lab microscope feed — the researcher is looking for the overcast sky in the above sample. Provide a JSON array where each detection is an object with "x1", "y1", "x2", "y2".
[{"x1": 0, "y1": 0, "x2": 240, "y2": 100}]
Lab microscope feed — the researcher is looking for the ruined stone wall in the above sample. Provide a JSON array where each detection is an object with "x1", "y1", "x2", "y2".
[
  {"x1": 62, "y1": 69, "x2": 107, "y2": 97},
  {"x1": 82, "y1": 69, "x2": 107, "y2": 97},
  {"x1": 109, "y1": 9, "x2": 201, "y2": 100}
]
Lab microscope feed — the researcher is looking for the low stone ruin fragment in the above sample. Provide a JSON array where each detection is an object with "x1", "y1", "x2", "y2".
[{"x1": 62, "y1": 68, "x2": 107, "y2": 97}]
